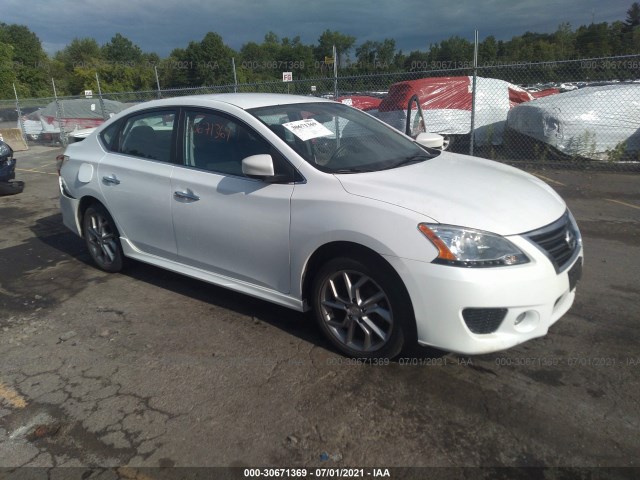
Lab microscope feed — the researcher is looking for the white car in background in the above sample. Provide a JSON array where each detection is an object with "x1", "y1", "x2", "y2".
[
  {"x1": 507, "y1": 84, "x2": 640, "y2": 161},
  {"x1": 67, "y1": 127, "x2": 97, "y2": 143},
  {"x1": 375, "y1": 76, "x2": 537, "y2": 150},
  {"x1": 339, "y1": 94, "x2": 445, "y2": 150},
  {"x1": 58, "y1": 94, "x2": 583, "y2": 358}
]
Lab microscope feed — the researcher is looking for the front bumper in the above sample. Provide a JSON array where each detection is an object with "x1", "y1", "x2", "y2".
[{"x1": 386, "y1": 235, "x2": 583, "y2": 355}]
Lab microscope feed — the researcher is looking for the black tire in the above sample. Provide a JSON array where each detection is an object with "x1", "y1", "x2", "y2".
[
  {"x1": 0, "y1": 181, "x2": 24, "y2": 196},
  {"x1": 82, "y1": 203, "x2": 124, "y2": 273},
  {"x1": 441, "y1": 135, "x2": 455, "y2": 151},
  {"x1": 311, "y1": 256, "x2": 415, "y2": 359}
]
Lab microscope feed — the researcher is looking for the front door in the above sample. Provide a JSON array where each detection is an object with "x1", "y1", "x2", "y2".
[{"x1": 170, "y1": 109, "x2": 294, "y2": 292}]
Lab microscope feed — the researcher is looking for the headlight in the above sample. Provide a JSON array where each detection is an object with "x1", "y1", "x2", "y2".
[{"x1": 418, "y1": 224, "x2": 530, "y2": 267}]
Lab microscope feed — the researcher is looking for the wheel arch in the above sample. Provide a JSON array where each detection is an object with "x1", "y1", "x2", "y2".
[
  {"x1": 302, "y1": 241, "x2": 418, "y2": 356},
  {"x1": 301, "y1": 241, "x2": 414, "y2": 314},
  {"x1": 77, "y1": 196, "x2": 106, "y2": 237}
]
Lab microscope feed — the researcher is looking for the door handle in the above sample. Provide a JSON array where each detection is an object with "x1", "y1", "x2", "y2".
[
  {"x1": 173, "y1": 190, "x2": 200, "y2": 202},
  {"x1": 102, "y1": 175, "x2": 120, "y2": 185}
]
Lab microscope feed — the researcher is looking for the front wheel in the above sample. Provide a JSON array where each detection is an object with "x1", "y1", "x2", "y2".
[
  {"x1": 82, "y1": 203, "x2": 124, "y2": 272},
  {"x1": 311, "y1": 256, "x2": 414, "y2": 358}
]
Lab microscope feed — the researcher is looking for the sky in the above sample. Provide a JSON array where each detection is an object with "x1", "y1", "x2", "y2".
[{"x1": 1, "y1": 0, "x2": 635, "y2": 56}]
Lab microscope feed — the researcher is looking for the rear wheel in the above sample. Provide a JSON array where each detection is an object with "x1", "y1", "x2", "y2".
[
  {"x1": 311, "y1": 256, "x2": 414, "y2": 358},
  {"x1": 82, "y1": 203, "x2": 124, "y2": 272}
]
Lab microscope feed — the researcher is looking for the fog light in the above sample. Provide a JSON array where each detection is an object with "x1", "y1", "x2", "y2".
[
  {"x1": 513, "y1": 310, "x2": 540, "y2": 333},
  {"x1": 515, "y1": 312, "x2": 527, "y2": 325}
]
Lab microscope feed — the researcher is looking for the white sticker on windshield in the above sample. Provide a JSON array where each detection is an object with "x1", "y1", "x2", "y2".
[{"x1": 282, "y1": 119, "x2": 333, "y2": 141}]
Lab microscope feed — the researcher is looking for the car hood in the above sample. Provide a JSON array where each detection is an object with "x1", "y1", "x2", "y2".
[{"x1": 336, "y1": 152, "x2": 566, "y2": 235}]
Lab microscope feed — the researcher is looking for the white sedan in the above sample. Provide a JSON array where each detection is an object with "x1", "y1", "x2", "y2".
[{"x1": 58, "y1": 93, "x2": 583, "y2": 358}]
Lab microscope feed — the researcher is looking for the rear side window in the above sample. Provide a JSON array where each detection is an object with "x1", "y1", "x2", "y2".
[
  {"x1": 109, "y1": 110, "x2": 176, "y2": 162},
  {"x1": 99, "y1": 121, "x2": 121, "y2": 150}
]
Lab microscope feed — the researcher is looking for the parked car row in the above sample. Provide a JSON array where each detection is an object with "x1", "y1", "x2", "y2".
[
  {"x1": 339, "y1": 77, "x2": 640, "y2": 161},
  {"x1": 340, "y1": 76, "x2": 538, "y2": 150}
]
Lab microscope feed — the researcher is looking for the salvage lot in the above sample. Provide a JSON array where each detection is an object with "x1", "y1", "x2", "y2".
[{"x1": 0, "y1": 146, "x2": 639, "y2": 470}]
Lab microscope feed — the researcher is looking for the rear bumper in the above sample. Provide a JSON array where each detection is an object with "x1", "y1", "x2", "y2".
[{"x1": 59, "y1": 177, "x2": 82, "y2": 236}]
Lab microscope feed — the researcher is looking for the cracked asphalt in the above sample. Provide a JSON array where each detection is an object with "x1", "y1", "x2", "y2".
[{"x1": 0, "y1": 145, "x2": 639, "y2": 474}]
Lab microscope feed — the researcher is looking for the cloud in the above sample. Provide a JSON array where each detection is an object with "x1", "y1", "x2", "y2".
[{"x1": 2, "y1": 0, "x2": 633, "y2": 56}]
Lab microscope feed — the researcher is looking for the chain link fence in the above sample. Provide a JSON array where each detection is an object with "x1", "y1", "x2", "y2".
[{"x1": 1, "y1": 54, "x2": 639, "y2": 171}]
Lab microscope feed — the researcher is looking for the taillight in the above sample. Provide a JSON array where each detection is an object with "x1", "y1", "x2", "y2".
[{"x1": 56, "y1": 154, "x2": 68, "y2": 176}]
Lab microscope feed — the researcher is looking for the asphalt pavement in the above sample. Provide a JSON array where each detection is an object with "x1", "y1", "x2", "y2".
[{"x1": 0, "y1": 145, "x2": 639, "y2": 477}]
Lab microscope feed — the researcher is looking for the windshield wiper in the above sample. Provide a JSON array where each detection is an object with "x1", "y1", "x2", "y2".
[
  {"x1": 386, "y1": 154, "x2": 431, "y2": 170},
  {"x1": 331, "y1": 167, "x2": 375, "y2": 174}
]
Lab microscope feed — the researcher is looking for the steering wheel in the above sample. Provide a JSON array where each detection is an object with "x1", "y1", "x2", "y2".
[{"x1": 326, "y1": 142, "x2": 356, "y2": 168}]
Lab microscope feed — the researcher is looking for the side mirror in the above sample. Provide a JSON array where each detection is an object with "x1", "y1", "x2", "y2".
[
  {"x1": 242, "y1": 154, "x2": 275, "y2": 178},
  {"x1": 242, "y1": 154, "x2": 294, "y2": 183},
  {"x1": 415, "y1": 132, "x2": 444, "y2": 150}
]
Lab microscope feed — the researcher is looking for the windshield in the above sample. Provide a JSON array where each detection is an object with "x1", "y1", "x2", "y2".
[{"x1": 248, "y1": 102, "x2": 438, "y2": 173}]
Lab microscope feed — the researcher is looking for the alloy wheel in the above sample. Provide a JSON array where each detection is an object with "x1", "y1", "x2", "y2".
[
  {"x1": 86, "y1": 211, "x2": 118, "y2": 267},
  {"x1": 318, "y1": 270, "x2": 394, "y2": 353}
]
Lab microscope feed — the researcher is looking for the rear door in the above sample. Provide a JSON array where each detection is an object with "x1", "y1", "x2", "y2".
[{"x1": 97, "y1": 109, "x2": 178, "y2": 259}]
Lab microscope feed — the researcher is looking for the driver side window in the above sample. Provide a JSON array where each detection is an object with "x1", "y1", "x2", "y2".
[
  {"x1": 182, "y1": 110, "x2": 298, "y2": 180},
  {"x1": 183, "y1": 110, "x2": 271, "y2": 176}
]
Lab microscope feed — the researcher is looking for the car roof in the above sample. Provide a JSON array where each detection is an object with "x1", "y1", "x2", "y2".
[{"x1": 127, "y1": 93, "x2": 335, "y2": 112}]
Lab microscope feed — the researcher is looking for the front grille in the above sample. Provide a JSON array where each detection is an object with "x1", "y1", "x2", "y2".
[
  {"x1": 462, "y1": 308, "x2": 508, "y2": 334},
  {"x1": 524, "y1": 211, "x2": 581, "y2": 273}
]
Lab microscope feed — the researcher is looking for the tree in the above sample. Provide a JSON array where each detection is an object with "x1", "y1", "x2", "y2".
[
  {"x1": 238, "y1": 34, "x2": 315, "y2": 84},
  {"x1": 64, "y1": 35, "x2": 155, "y2": 93},
  {"x1": 181, "y1": 32, "x2": 236, "y2": 86},
  {"x1": 609, "y1": 21, "x2": 628, "y2": 55},
  {"x1": 426, "y1": 35, "x2": 474, "y2": 70},
  {"x1": 575, "y1": 23, "x2": 611, "y2": 57},
  {"x1": 479, "y1": 36, "x2": 498, "y2": 63},
  {"x1": 553, "y1": 23, "x2": 575, "y2": 59},
  {"x1": 277, "y1": 36, "x2": 315, "y2": 79},
  {"x1": 377, "y1": 39, "x2": 396, "y2": 66},
  {"x1": 624, "y1": 2, "x2": 640, "y2": 54},
  {"x1": 102, "y1": 33, "x2": 143, "y2": 64},
  {"x1": 52, "y1": 35, "x2": 156, "y2": 94},
  {"x1": 0, "y1": 23, "x2": 49, "y2": 96},
  {"x1": 626, "y1": 2, "x2": 640, "y2": 27},
  {"x1": 315, "y1": 30, "x2": 356, "y2": 68},
  {"x1": 404, "y1": 50, "x2": 429, "y2": 71},
  {"x1": 355, "y1": 40, "x2": 376, "y2": 68},
  {"x1": 354, "y1": 39, "x2": 396, "y2": 72},
  {"x1": 56, "y1": 37, "x2": 101, "y2": 70},
  {"x1": 159, "y1": 48, "x2": 189, "y2": 88},
  {"x1": 0, "y1": 42, "x2": 18, "y2": 98},
  {"x1": 52, "y1": 37, "x2": 102, "y2": 93}
]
